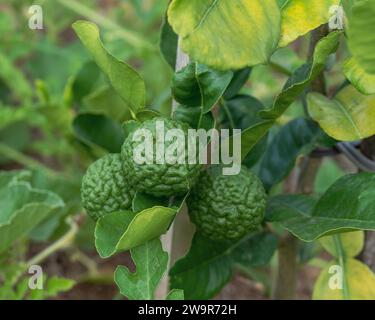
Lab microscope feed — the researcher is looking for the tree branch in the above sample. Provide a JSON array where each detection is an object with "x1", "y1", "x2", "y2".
[{"x1": 272, "y1": 25, "x2": 328, "y2": 300}]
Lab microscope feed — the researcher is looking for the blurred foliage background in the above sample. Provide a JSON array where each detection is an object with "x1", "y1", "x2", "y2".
[{"x1": 0, "y1": 0, "x2": 348, "y2": 299}]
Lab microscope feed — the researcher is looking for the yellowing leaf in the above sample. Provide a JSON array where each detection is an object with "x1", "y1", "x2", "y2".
[
  {"x1": 343, "y1": 58, "x2": 375, "y2": 95},
  {"x1": 347, "y1": 0, "x2": 375, "y2": 74},
  {"x1": 168, "y1": 0, "x2": 281, "y2": 70},
  {"x1": 319, "y1": 231, "x2": 364, "y2": 258},
  {"x1": 279, "y1": 0, "x2": 340, "y2": 47},
  {"x1": 313, "y1": 259, "x2": 375, "y2": 300},
  {"x1": 307, "y1": 85, "x2": 375, "y2": 141}
]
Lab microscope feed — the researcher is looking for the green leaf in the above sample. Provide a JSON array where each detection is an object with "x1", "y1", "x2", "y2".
[
  {"x1": 166, "y1": 289, "x2": 184, "y2": 300},
  {"x1": 319, "y1": 231, "x2": 364, "y2": 258},
  {"x1": 95, "y1": 206, "x2": 177, "y2": 258},
  {"x1": 168, "y1": 0, "x2": 281, "y2": 70},
  {"x1": 173, "y1": 105, "x2": 215, "y2": 130},
  {"x1": 347, "y1": 0, "x2": 375, "y2": 74},
  {"x1": 170, "y1": 232, "x2": 277, "y2": 299},
  {"x1": 261, "y1": 31, "x2": 341, "y2": 119},
  {"x1": 258, "y1": 118, "x2": 324, "y2": 190},
  {"x1": 267, "y1": 173, "x2": 375, "y2": 241},
  {"x1": 313, "y1": 259, "x2": 375, "y2": 300},
  {"x1": 343, "y1": 58, "x2": 375, "y2": 95},
  {"x1": 279, "y1": 0, "x2": 340, "y2": 47},
  {"x1": 115, "y1": 238, "x2": 168, "y2": 300},
  {"x1": 72, "y1": 61, "x2": 101, "y2": 104},
  {"x1": 132, "y1": 192, "x2": 169, "y2": 213},
  {"x1": 172, "y1": 62, "x2": 233, "y2": 113},
  {"x1": 219, "y1": 95, "x2": 268, "y2": 167},
  {"x1": 239, "y1": 121, "x2": 275, "y2": 162},
  {"x1": 73, "y1": 113, "x2": 125, "y2": 153},
  {"x1": 29, "y1": 276, "x2": 75, "y2": 300},
  {"x1": 307, "y1": 85, "x2": 375, "y2": 141},
  {"x1": 223, "y1": 68, "x2": 252, "y2": 100},
  {"x1": 266, "y1": 194, "x2": 318, "y2": 223},
  {"x1": 0, "y1": 183, "x2": 64, "y2": 253},
  {"x1": 0, "y1": 170, "x2": 31, "y2": 187},
  {"x1": 82, "y1": 86, "x2": 132, "y2": 122},
  {"x1": 159, "y1": 15, "x2": 178, "y2": 69},
  {"x1": 220, "y1": 95, "x2": 264, "y2": 130},
  {"x1": 72, "y1": 20, "x2": 145, "y2": 116}
]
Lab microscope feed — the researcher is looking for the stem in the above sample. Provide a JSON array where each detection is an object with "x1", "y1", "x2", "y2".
[
  {"x1": 55, "y1": 0, "x2": 155, "y2": 52},
  {"x1": 272, "y1": 25, "x2": 328, "y2": 300},
  {"x1": 0, "y1": 142, "x2": 58, "y2": 177},
  {"x1": 26, "y1": 218, "x2": 78, "y2": 267},
  {"x1": 333, "y1": 235, "x2": 350, "y2": 299},
  {"x1": 155, "y1": 39, "x2": 190, "y2": 300}
]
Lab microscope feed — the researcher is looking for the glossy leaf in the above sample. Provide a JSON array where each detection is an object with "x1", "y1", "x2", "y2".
[
  {"x1": 260, "y1": 31, "x2": 341, "y2": 119},
  {"x1": 220, "y1": 95, "x2": 264, "y2": 130},
  {"x1": 279, "y1": 0, "x2": 340, "y2": 47},
  {"x1": 73, "y1": 21, "x2": 145, "y2": 116},
  {"x1": 172, "y1": 62, "x2": 233, "y2": 113},
  {"x1": 267, "y1": 173, "x2": 375, "y2": 241},
  {"x1": 239, "y1": 121, "x2": 275, "y2": 162},
  {"x1": 220, "y1": 95, "x2": 268, "y2": 167},
  {"x1": 258, "y1": 118, "x2": 324, "y2": 190},
  {"x1": 319, "y1": 231, "x2": 364, "y2": 258},
  {"x1": 168, "y1": 0, "x2": 281, "y2": 70},
  {"x1": 223, "y1": 68, "x2": 252, "y2": 100},
  {"x1": 170, "y1": 232, "x2": 277, "y2": 299},
  {"x1": 73, "y1": 113, "x2": 125, "y2": 153},
  {"x1": 347, "y1": 0, "x2": 375, "y2": 74},
  {"x1": 115, "y1": 239, "x2": 168, "y2": 300},
  {"x1": 159, "y1": 15, "x2": 178, "y2": 69},
  {"x1": 0, "y1": 183, "x2": 64, "y2": 253},
  {"x1": 343, "y1": 58, "x2": 375, "y2": 95},
  {"x1": 95, "y1": 206, "x2": 177, "y2": 258},
  {"x1": 173, "y1": 105, "x2": 215, "y2": 130},
  {"x1": 313, "y1": 259, "x2": 375, "y2": 300},
  {"x1": 307, "y1": 85, "x2": 375, "y2": 141}
]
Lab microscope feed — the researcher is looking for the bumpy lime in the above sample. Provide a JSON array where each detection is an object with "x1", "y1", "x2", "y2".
[
  {"x1": 188, "y1": 166, "x2": 266, "y2": 240},
  {"x1": 81, "y1": 154, "x2": 135, "y2": 220},
  {"x1": 121, "y1": 117, "x2": 202, "y2": 197}
]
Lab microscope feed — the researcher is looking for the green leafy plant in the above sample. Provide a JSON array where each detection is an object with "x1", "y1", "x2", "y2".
[{"x1": 3, "y1": 0, "x2": 375, "y2": 301}]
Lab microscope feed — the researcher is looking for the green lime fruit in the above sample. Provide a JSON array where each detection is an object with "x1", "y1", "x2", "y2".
[
  {"x1": 121, "y1": 117, "x2": 202, "y2": 197},
  {"x1": 188, "y1": 166, "x2": 266, "y2": 240},
  {"x1": 81, "y1": 154, "x2": 135, "y2": 220}
]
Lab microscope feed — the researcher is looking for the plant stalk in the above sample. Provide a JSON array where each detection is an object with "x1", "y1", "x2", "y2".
[
  {"x1": 155, "y1": 40, "x2": 190, "y2": 300},
  {"x1": 272, "y1": 25, "x2": 328, "y2": 300}
]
